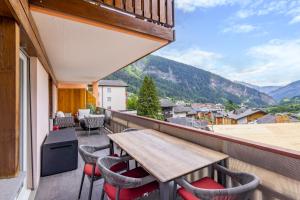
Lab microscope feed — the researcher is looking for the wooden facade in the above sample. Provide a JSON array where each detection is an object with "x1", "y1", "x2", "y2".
[
  {"x1": 57, "y1": 89, "x2": 97, "y2": 115},
  {"x1": 0, "y1": 17, "x2": 20, "y2": 178}
]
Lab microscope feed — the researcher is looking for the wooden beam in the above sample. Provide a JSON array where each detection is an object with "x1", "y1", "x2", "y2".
[
  {"x1": 4, "y1": 0, "x2": 57, "y2": 83},
  {"x1": 0, "y1": 17, "x2": 20, "y2": 178},
  {"x1": 0, "y1": 0, "x2": 13, "y2": 17},
  {"x1": 29, "y1": 0, "x2": 174, "y2": 41}
]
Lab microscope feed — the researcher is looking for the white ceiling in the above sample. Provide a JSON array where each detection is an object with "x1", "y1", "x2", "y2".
[{"x1": 31, "y1": 10, "x2": 165, "y2": 83}]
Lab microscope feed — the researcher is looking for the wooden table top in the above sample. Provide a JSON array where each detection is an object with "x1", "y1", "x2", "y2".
[{"x1": 108, "y1": 129, "x2": 228, "y2": 182}]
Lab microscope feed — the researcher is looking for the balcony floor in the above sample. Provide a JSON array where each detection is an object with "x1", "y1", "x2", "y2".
[{"x1": 35, "y1": 128, "x2": 162, "y2": 200}]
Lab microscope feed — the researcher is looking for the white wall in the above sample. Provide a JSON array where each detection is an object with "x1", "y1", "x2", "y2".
[
  {"x1": 173, "y1": 113, "x2": 187, "y2": 118},
  {"x1": 237, "y1": 117, "x2": 247, "y2": 124},
  {"x1": 99, "y1": 86, "x2": 126, "y2": 111},
  {"x1": 30, "y1": 57, "x2": 49, "y2": 189}
]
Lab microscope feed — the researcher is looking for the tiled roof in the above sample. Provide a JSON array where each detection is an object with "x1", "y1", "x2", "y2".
[
  {"x1": 98, "y1": 80, "x2": 128, "y2": 87},
  {"x1": 229, "y1": 109, "x2": 266, "y2": 120},
  {"x1": 174, "y1": 106, "x2": 192, "y2": 113},
  {"x1": 160, "y1": 99, "x2": 175, "y2": 108}
]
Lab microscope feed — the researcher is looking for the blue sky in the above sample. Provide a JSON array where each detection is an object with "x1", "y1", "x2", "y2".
[{"x1": 155, "y1": 0, "x2": 300, "y2": 86}]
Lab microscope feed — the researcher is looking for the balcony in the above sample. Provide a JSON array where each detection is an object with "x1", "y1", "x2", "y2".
[{"x1": 32, "y1": 108, "x2": 300, "y2": 200}]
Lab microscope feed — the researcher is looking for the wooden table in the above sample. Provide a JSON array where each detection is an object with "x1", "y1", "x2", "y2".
[{"x1": 108, "y1": 129, "x2": 228, "y2": 200}]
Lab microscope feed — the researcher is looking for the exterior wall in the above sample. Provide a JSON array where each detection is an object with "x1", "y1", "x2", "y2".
[
  {"x1": 173, "y1": 112, "x2": 187, "y2": 118},
  {"x1": 57, "y1": 89, "x2": 86, "y2": 115},
  {"x1": 98, "y1": 86, "x2": 126, "y2": 111},
  {"x1": 237, "y1": 117, "x2": 247, "y2": 124},
  {"x1": 247, "y1": 112, "x2": 266, "y2": 123},
  {"x1": 30, "y1": 57, "x2": 49, "y2": 189}
]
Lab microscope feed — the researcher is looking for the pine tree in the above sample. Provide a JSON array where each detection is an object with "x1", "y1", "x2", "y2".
[{"x1": 137, "y1": 76, "x2": 161, "y2": 119}]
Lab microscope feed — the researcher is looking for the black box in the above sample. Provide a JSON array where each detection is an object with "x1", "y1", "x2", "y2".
[{"x1": 41, "y1": 128, "x2": 78, "y2": 176}]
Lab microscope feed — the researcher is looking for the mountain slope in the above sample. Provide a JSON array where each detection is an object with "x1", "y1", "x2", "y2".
[
  {"x1": 237, "y1": 81, "x2": 281, "y2": 95},
  {"x1": 106, "y1": 55, "x2": 276, "y2": 106},
  {"x1": 270, "y1": 80, "x2": 300, "y2": 101}
]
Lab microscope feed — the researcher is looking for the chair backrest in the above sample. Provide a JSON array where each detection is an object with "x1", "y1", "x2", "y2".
[
  {"x1": 176, "y1": 164, "x2": 260, "y2": 200},
  {"x1": 85, "y1": 117, "x2": 104, "y2": 128},
  {"x1": 97, "y1": 156, "x2": 152, "y2": 189},
  {"x1": 78, "y1": 145, "x2": 99, "y2": 164}
]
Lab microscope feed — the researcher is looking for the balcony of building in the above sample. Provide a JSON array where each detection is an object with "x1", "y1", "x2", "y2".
[{"x1": 30, "y1": 107, "x2": 300, "y2": 200}]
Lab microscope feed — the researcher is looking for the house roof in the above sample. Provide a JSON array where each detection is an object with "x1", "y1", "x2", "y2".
[
  {"x1": 167, "y1": 117, "x2": 208, "y2": 129},
  {"x1": 229, "y1": 109, "x2": 266, "y2": 120},
  {"x1": 160, "y1": 99, "x2": 175, "y2": 108},
  {"x1": 256, "y1": 114, "x2": 276, "y2": 124},
  {"x1": 98, "y1": 80, "x2": 128, "y2": 87},
  {"x1": 174, "y1": 106, "x2": 192, "y2": 113},
  {"x1": 257, "y1": 114, "x2": 300, "y2": 124}
]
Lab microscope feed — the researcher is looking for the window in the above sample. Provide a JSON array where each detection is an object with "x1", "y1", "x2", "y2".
[
  {"x1": 107, "y1": 97, "x2": 112, "y2": 102},
  {"x1": 107, "y1": 87, "x2": 111, "y2": 93}
]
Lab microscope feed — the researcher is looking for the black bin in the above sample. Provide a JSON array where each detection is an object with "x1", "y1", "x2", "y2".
[{"x1": 41, "y1": 128, "x2": 78, "y2": 176}]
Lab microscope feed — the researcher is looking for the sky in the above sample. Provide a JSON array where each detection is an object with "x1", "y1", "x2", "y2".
[{"x1": 155, "y1": 0, "x2": 300, "y2": 86}]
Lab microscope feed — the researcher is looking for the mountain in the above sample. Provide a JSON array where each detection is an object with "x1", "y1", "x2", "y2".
[
  {"x1": 105, "y1": 55, "x2": 276, "y2": 106},
  {"x1": 270, "y1": 80, "x2": 300, "y2": 101},
  {"x1": 237, "y1": 82, "x2": 281, "y2": 95}
]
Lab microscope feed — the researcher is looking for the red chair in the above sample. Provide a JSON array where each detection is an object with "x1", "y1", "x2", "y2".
[
  {"x1": 97, "y1": 155, "x2": 159, "y2": 200},
  {"x1": 175, "y1": 164, "x2": 260, "y2": 200},
  {"x1": 78, "y1": 144, "x2": 127, "y2": 200}
]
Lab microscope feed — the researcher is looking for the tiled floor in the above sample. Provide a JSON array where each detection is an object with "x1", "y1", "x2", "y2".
[{"x1": 34, "y1": 128, "x2": 163, "y2": 200}]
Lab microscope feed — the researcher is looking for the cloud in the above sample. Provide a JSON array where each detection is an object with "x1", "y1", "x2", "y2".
[
  {"x1": 155, "y1": 48, "x2": 223, "y2": 72},
  {"x1": 222, "y1": 24, "x2": 257, "y2": 33},
  {"x1": 234, "y1": 1, "x2": 300, "y2": 25},
  {"x1": 156, "y1": 39, "x2": 300, "y2": 86},
  {"x1": 230, "y1": 39, "x2": 300, "y2": 86},
  {"x1": 289, "y1": 15, "x2": 300, "y2": 24},
  {"x1": 175, "y1": 0, "x2": 240, "y2": 12}
]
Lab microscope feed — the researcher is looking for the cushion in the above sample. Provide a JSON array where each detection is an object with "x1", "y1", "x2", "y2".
[
  {"x1": 56, "y1": 111, "x2": 65, "y2": 118},
  {"x1": 84, "y1": 154, "x2": 127, "y2": 177},
  {"x1": 88, "y1": 114, "x2": 105, "y2": 118},
  {"x1": 178, "y1": 177, "x2": 225, "y2": 200},
  {"x1": 78, "y1": 109, "x2": 91, "y2": 120},
  {"x1": 84, "y1": 163, "x2": 102, "y2": 177},
  {"x1": 104, "y1": 167, "x2": 158, "y2": 200}
]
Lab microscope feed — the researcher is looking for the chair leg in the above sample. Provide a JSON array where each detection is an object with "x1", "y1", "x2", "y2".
[
  {"x1": 100, "y1": 183, "x2": 105, "y2": 200},
  {"x1": 135, "y1": 160, "x2": 138, "y2": 168},
  {"x1": 78, "y1": 171, "x2": 85, "y2": 199},
  {"x1": 88, "y1": 166, "x2": 95, "y2": 200},
  {"x1": 172, "y1": 182, "x2": 177, "y2": 200},
  {"x1": 120, "y1": 149, "x2": 123, "y2": 156}
]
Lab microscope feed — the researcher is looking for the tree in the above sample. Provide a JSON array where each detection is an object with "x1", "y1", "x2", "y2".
[
  {"x1": 225, "y1": 99, "x2": 239, "y2": 111},
  {"x1": 137, "y1": 76, "x2": 162, "y2": 119},
  {"x1": 127, "y1": 94, "x2": 138, "y2": 110}
]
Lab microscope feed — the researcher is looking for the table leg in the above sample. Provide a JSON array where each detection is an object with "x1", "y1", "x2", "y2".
[
  {"x1": 109, "y1": 139, "x2": 114, "y2": 155},
  {"x1": 218, "y1": 159, "x2": 228, "y2": 186},
  {"x1": 160, "y1": 181, "x2": 174, "y2": 200}
]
